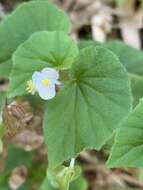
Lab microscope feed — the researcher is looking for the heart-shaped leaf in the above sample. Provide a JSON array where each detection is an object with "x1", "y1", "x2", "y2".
[
  {"x1": 0, "y1": 0, "x2": 70, "y2": 78},
  {"x1": 44, "y1": 46, "x2": 132, "y2": 167},
  {"x1": 79, "y1": 40, "x2": 143, "y2": 106},
  {"x1": 107, "y1": 41, "x2": 143, "y2": 75},
  {"x1": 9, "y1": 31, "x2": 78, "y2": 97},
  {"x1": 107, "y1": 40, "x2": 143, "y2": 106},
  {"x1": 108, "y1": 98, "x2": 143, "y2": 168}
]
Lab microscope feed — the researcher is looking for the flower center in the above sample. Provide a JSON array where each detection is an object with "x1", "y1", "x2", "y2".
[{"x1": 42, "y1": 79, "x2": 51, "y2": 86}]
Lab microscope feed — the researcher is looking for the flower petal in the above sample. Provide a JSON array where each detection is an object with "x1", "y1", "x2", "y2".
[
  {"x1": 32, "y1": 71, "x2": 41, "y2": 84},
  {"x1": 42, "y1": 68, "x2": 59, "y2": 80},
  {"x1": 38, "y1": 85, "x2": 56, "y2": 100},
  {"x1": 31, "y1": 68, "x2": 59, "y2": 100}
]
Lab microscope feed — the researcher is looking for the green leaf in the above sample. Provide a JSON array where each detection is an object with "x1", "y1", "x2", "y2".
[
  {"x1": 130, "y1": 74, "x2": 143, "y2": 107},
  {"x1": 78, "y1": 40, "x2": 101, "y2": 49},
  {"x1": 9, "y1": 31, "x2": 78, "y2": 98},
  {"x1": 0, "y1": 172, "x2": 11, "y2": 190},
  {"x1": 47, "y1": 165, "x2": 81, "y2": 190},
  {"x1": 107, "y1": 98, "x2": 143, "y2": 168},
  {"x1": 107, "y1": 40, "x2": 143, "y2": 76},
  {"x1": 6, "y1": 146, "x2": 34, "y2": 170},
  {"x1": 0, "y1": 0, "x2": 70, "y2": 77},
  {"x1": 107, "y1": 40, "x2": 143, "y2": 106},
  {"x1": 0, "y1": 139, "x2": 3, "y2": 154},
  {"x1": 44, "y1": 46, "x2": 132, "y2": 167},
  {"x1": 0, "y1": 92, "x2": 6, "y2": 139},
  {"x1": 69, "y1": 176, "x2": 87, "y2": 190},
  {"x1": 18, "y1": 184, "x2": 29, "y2": 190},
  {"x1": 115, "y1": 0, "x2": 126, "y2": 6},
  {"x1": 0, "y1": 61, "x2": 12, "y2": 79},
  {"x1": 39, "y1": 178, "x2": 55, "y2": 190},
  {"x1": 0, "y1": 123, "x2": 5, "y2": 139},
  {"x1": 79, "y1": 40, "x2": 143, "y2": 106},
  {"x1": 40, "y1": 169, "x2": 87, "y2": 190},
  {"x1": 0, "y1": 92, "x2": 6, "y2": 112}
]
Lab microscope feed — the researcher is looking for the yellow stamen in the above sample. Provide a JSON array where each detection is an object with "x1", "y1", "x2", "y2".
[
  {"x1": 42, "y1": 79, "x2": 51, "y2": 86},
  {"x1": 26, "y1": 80, "x2": 35, "y2": 93}
]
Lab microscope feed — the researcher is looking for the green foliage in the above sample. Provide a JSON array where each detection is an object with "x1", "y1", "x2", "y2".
[
  {"x1": 115, "y1": 0, "x2": 143, "y2": 6},
  {"x1": 0, "y1": 61, "x2": 12, "y2": 79},
  {"x1": 39, "y1": 178, "x2": 55, "y2": 190},
  {"x1": 69, "y1": 176, "x2": 87, "y2": 190},
  {"x1": 79, "y1": 40, "x2": 143, "y2": 106},
  {"x1": 0, "y1": 110, "x2": 5, "y2": 153},
  {"x1": 0, "y1": 0, "x2": 70, "y2": 78},
  {"x1": 108, "y1": 98, "x2": 143, "y2": 168},
  {"x1": 6, "y1": 146, "x2": 34, "y2": 170},
  {"x1": 0, "y1": 173, "x2": 11, "y2": 190},
  {"x1": 0, "y1": 92, "x2": 5, "y2": 112},
  {"x1": 107, "y1": 41, "x2": 143, "y2": 77},
  {"x1": 47, "y1": 165, "x2": 81, "y2": 190},
  {"x1": 0, "y1": 139, "x2": 3, "y2": 154},
  {"x1": 40, "y1": 166, "x2": 87, "y2": 190},
  {"x1": 78, "y1": 40, "x2": 101, "y2": 49},
  {"x1": 0, "y1": 0, "x2": 141, "y2": 188},
  {"x1": 107, "y1": 40, "x2": 143, "y2": 106},
  {"x1": 115, "y1": 0, "x2": 125, "y2": 6},
  {"x1": 44, "y1": 46, "x2": 132, "y2": 167},
  {"x1": 0, "y1": 123, "x2": 5, "y2": 139},
  {"x1": 0, "y1": 146, "x2": 47, "y2": 189},
  {"x1": 9, "y1": 31, "x2": 78, "y2": 97},
  {"x1": 0, "y1": 146, "x2": 34, "y2": 189},
  {"x1": 0, "y1": 93, "x2": 6, "y2": 141}
]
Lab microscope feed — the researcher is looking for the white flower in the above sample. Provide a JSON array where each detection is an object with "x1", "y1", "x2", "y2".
[{"x1": 26, "y1": 68, "x2": 60, "y2": 100}]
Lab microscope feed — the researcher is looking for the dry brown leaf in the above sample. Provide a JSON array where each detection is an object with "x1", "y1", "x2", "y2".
[
  {"x1": 9, "y1": 165, "x2": 28, "y2": 190},
  {"x1": 12, "y1": 130, "x2": 44, "y2": 151},
  {"x1": 3, "y1": 101, "x2": 34, "y2": 138}
]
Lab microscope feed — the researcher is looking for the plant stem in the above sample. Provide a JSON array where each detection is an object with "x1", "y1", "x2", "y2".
[{"x1": 69, "y1": 158, "x2": 75, "y2": 168}]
